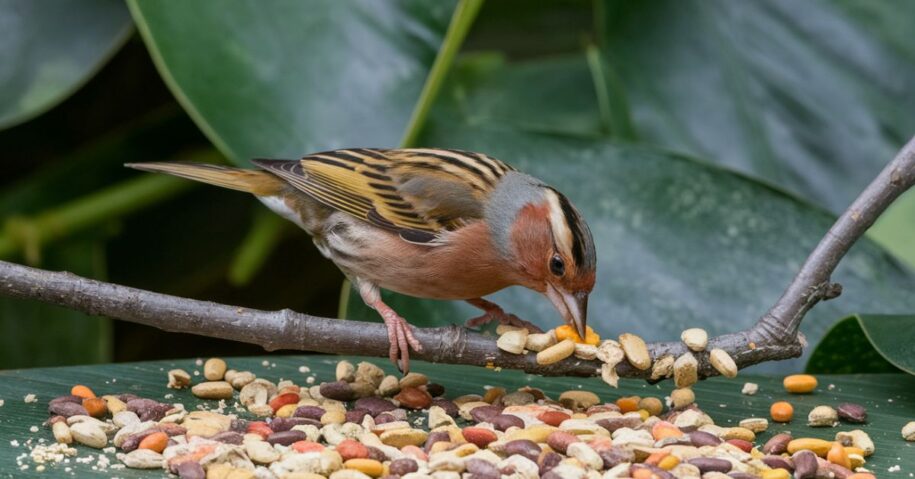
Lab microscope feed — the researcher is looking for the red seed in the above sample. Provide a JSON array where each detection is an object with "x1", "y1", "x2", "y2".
[
  {"x1": 269, "y1": 393, "x2": 300, "y2": 413},
  {"x1": 537, "y1": 410, "x2": 571, "y2": 427},
  {"x1": 246, "y1": 421, "x2": 273, "y2": 439},
  {"x1": 726, "y1": 439, "x2": 754, "y2": 452}
]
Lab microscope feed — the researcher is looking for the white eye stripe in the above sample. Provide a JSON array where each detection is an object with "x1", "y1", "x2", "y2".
[{"x1": 545, "y1": 190, "x2": 573, "y2": 260}]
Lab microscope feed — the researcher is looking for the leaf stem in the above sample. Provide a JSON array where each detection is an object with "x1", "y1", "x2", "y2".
[{"x1": 399, "y1": 0, "x2": 485, "y2": 148}]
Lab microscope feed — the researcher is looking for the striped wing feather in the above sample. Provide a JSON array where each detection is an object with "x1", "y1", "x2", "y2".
[{"x1": 253, "y1": 148, "x2": 513, "y2": 242}]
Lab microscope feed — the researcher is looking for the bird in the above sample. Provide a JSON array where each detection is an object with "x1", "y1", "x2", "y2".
[{"x1": 127, "y1": 148, "x2": 596, "y2": 372}]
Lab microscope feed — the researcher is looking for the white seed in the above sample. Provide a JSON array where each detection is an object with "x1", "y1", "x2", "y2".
[
  {"x1": 191, "y1": 381, "x2": 234, "y2": 399},
  {"x1": 650, "y1": 355, "x2": 674, "y2": 380},
  {"x1": 741, "y1": 382, "x2": 758, "y2": 395},
  {"x1": 669, "y1": 388, "x2": 695, "y2": 408},
  {"x1": 567, "y1": 442, "x2": 603, "y2": 470},
  {"x1": 117, "y1": 449, "x2": 164, "y2": 469},
  {"x1": 203, "y1": 358, "x2": 227, "y2": 381},
  {"x1": 673, "y1": 352, "x2": 698, "y2": 388},
  {"x1": 573, "y1": 343, "x2": 598, "y2": 360},
  {"x1": 738, "y1": 417, "x2": 768, "y2": 433},
  {"x1": 525, "y1": 332, "x2": 556, "y2": 352},
  {"x1": 596, "y1": 339, "x2": 624, "y2": 364},
  {"x1": 51, "y1": 421, "x2": 72, "y2": 444},
  {"x1": 618, "y1": 333, "x2": 651, "y2": 370},
  {"x1": 246, "y1": 439, "x2": 280, "y2": 464},
  {"x1": 680, "y1": 328, "x2": 708, "y2": 351},
  {"x1": 378, "y1": 375, "x2": 401, "y2": 397},
  {"x1": 229, "y1": 371, "x2": 256, "y2": 390},
  {"x1": 709, "y1": 348, "x2": 738, "y2": 378},
  {"x1": 70, "y1": 421, "x2": 107, "y2": 449},
  {"x1": 166, "y1": 369, "x2": 191, "y2": 389},
  {"x1": 496, "y1": 329, "x2": 529, "y2": 355},
  {"x1": 902, "y1": 421, "x2": 915, "y2": 441},
  {"x1": 427, "y1": 405, "x2": 455, "y2": 429},
  {"x1": 600, "y1": 362, "x2": 619, "y2": 388},
  {"x1": 336, "y1": 360, "x2": 355, "y2": 382},
  {"x1": 808, "y1": 405, "x2": 839, "y2": 427},
  {"x1": 536, "y1": 339, "x2": 576, "y2": 365}
]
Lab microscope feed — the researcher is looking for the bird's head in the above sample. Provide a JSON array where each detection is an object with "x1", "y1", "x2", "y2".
[{"x1": 485, "y1": 172, "x2": 597, "y2": 338}]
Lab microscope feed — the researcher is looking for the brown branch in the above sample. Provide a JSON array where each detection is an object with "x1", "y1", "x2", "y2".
[{"x1": 1, "y1": 136, "x2": 913, "y2": 379}]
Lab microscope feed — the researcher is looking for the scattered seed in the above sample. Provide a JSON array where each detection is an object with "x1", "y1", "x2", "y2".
[
  {"x1": 680, "y1": 328, "x2": 708, "y2": 351},
  {"x1": 708, "y1": 348, "x2": 737, "y2": 378},
  {"x1": 166, "y1": 369, "x2": 191, "y2": 389},
  {"x1": 496, "y1": 328, "x2": 528, "y2": 354},
  {"x1": 770, "y1": 401, "x2": 793, "y2": 423},
  {"x1": 618, "y1": 333, "x2": 651, "y2": 370},
  {"x1": 673, "y1": 352, "x2": 698, "y2": 388},
  {"x1": 783, "y1": 374, "x2": 817, "y2": 393},
  {"x1": 741, "y1": 382, "x2": 758, "y2": 395},
  {"x1": 807, "y1": 405, "x2": 838, "y2": 427},
  {"x1": 536, "y1": 339, "x2": 575, "y2": 365},
  {"x1": 836, "y1": 402, "x2": 867, "y2": 423},
  {"x1": 203, "y1": 358, "x2": 227, "y2": 381}
]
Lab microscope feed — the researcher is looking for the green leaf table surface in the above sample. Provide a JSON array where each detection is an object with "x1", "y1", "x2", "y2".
[{"x1": 1, "y1": 356, "x2": 913, "y2": 477}]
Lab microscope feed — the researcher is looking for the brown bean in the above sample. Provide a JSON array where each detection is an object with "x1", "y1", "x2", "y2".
[
  {"x1": 762, "y1": 455, "x2": 794, "y2": 471},
  {"x1": 293, "y1": 405, "x2": 326, "y2": 420},
  {"x1": 687, "y1": 457, "x2": 732, "y2": 473},
  {"x1": 394, "y1": 387, "x2": 432, "y2": 409},
  {"x1": 595, "y1": 415, "x2": 642, "y2": 433},
  {"x1": 538, "y1": 451, "x2": 562, "y2": 475},
  {"x1": 266, "y1": 430, "x2": 306, "y2": 446},
  {"x1": 208, "y1": 431, "x2": 243, "y2": 444},
  {"x1": 319, "y1": 380, "x2": 355, "y2": 401},
  {"x1": 491, "y1": 414, "x2": 525, "y2": 432},
  {"x1": 270, "y1": 417, "x2": 320, "y2": 431},
  {"x1": 389, "y1": 458, "x2": 418, "y2": 476},
  {"x1": 345, "y1": 409, "x2": 370, "y2": 424},
  {"x1": 546, "y1": 431, "x2": 578, "y2": 454},
  {"x1": 504, "y1": 439, "x2": 541, "y2": 462},
  {"x1": 48, "y1": 401, "x2": 89, "y2": 418},
  {"x1": 599, "y1": 447, "x2": 635, "y2": 469},
  {"x1": 762, "y1": 433, "x2": 792, "y2": 455},
  {"x1": 792, "y1": 450, "x2": 818, "y2": 479},
  {"x1": 688, "y1": 430, "x2": 722, "y2": 447},
  {"x1": 466, "y1": 458, "x2": 500, "y2": 479},
  {"x1": 175, "y1": 461, "x2": 205, "y2": 479},
  {"x1": 836, "y1": 403, "x2": 867, "y2": 423},
  {"x1": 470, "y1": 405, "x2": 503, "y2": 423},
  {"x1": 127, "y1": 398, "x2": 171, "y2": 422},
  {"x1": 431, "y1": 398, "x2": 459, "y2": 417},
  {"x1": 354, "y1": 397, "x2": 396, "y2": 416}
]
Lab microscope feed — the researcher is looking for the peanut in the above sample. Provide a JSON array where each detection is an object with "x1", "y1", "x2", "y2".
[
  {"x1": 203, "y1": 358, "x2": 227, "y2": 381},
  {"x1": 496, "y1": 329, "x2": 528, "y2": 354},
  {"x1": 536, "y1": 339, "x2": 575, "y2": 365},
  {"x1": 619, "y1": 333, "x2": 651, "y2": 370},
  {"x1": 680, "y1": 328, "x2": 708, "y2": 351},
  {"x1": 708, "y1": 348, "x2": 737, "y2": 378},
  {"x1": 673, "y1": 352, "x2": 698, "y2": 387}
]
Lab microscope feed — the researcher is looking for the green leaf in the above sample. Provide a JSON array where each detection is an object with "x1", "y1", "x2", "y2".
[
  {"x1": 128, "y1": 0, "x2": 456, "y2": 164},
  {"x1": 809, "y1": 315, "x2": 915, "y2": 376},
  {"x1": 597, "y1": 0, "x2": 915, "y2": 268},
  {"x1": 347, "y1": 58, "x2": 915, "y2": 373},
  {"x1": 1, "y1": 356, "x2": 913, "y2": 475},
  {"x1": 0, "y1": 0, "x2": 132, "y2": 129}
]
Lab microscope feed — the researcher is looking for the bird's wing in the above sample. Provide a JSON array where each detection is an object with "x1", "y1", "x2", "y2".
[{"x1": 253, "y1": 148, "x2": 514, "y2": 243}]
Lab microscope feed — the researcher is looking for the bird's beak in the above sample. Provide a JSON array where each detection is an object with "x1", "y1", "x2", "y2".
[{"x1": 545, "y1": 284, "x2": 589, "y2": 339}]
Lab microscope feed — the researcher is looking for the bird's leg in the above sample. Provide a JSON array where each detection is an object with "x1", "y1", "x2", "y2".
[
  {"x1": 357, "y1": 281, "x2": 423, "y2": 373},
  {"x1": 465, "y1": 298, "x2": 543, "y2": 333}
]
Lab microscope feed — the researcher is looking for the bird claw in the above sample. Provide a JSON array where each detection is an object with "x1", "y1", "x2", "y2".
[
  {"x1": 382, "y1": 313, "x2": 422, "y2": 374},
  {"x1": 465, "y1": 302, "x2": 543, "y2": 333}
]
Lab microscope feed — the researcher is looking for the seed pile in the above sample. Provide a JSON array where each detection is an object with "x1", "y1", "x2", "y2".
[{"x1": 31, "y1": 352, "x2": 914, "y2": 479}]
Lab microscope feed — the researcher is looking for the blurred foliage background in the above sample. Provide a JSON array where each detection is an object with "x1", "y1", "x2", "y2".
[{"x1": 1, "y1": 0, "x2": 913, "y2": 374}]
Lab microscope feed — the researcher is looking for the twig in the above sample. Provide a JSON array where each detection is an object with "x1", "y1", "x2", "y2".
[{"x1": 1, "y1": 137, "x2": 913, "y2": 379}]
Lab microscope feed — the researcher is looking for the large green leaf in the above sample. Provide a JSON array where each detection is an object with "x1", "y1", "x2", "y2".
[
  {"x1": 0, "y1": 0, "x2": 132, "y2": 129},
  {"x1": 346, "y1": 58, "x2": 915, "y2": 373},
  {"x1": 809, "y1": 315, "x2": 915, "y2": 376},
  {"x1": 1, "y1": 356, "x2": 913, "y2": 476},
  {"x1": 128, "y1": 0, "x2": 456, "y2": 163},
  {"x1": 597, "y1": 0, "x2": 915, "y2": 267}
]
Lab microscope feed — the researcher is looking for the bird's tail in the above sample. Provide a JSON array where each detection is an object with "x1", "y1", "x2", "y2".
[{"x1": 125, "y1": 162, "x2": 284, "y2": 196}]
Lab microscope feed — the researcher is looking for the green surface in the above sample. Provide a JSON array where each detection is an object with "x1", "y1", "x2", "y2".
[
  {"x1": 0, "y1": 356, "x2": 913, "y2": 477},
  {"x1": 0, "y1": 0, "x2": 132, "y2": 129},
  {"x1": 128, "y1": 0, "x2": 455, "y2": 164},
  {"x1": 347, "y1": 57, "x2": 915, "y2": 374},
  {"x1": 809, "y1": 315, "x2": 915, "y2": 376}
]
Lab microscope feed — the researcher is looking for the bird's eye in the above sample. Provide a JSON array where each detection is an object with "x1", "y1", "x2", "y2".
[{"x1": 549, "y1": 255, "x2": 565, "y2": 276}]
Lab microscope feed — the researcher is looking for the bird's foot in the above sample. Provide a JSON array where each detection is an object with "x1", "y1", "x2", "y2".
[
  {"x1": 465, "y1": 298, "x2": 543, "y2": 333},
  {"x1": 376, "y1": 305, "x2": 423, "y2": 374}
]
